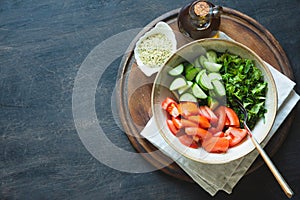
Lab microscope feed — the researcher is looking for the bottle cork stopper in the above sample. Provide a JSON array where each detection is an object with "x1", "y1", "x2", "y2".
[{"x1": 193, "y1": 1, "x2": 210, "y2": 17}]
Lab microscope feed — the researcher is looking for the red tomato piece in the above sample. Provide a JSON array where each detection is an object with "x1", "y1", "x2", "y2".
[
  {"x1": 203, "y1": 106, "x2": 218, "y2": 124},
  {"x1": 179, "y1": 102, "x2": 199, "y2": 117},
  {"x1": 181, "y1": 119, "x2": 199, "y2": 127},
  {"x1": 213, "y1": 131, "x2": 224, "y2": 137},
  {"x1": 225, "y1": 116, "x2": 230, "y2": 126},
  {"x1": 187, "y1": 115, "x2": 211, "y2": 129},
  {"x1": 224, "y1": 127, "x2": 248, "y2": 147},
  {"x1": 178, "y1": 135, "x2": 198, "y2": 149},
  {"x1": 166, "y1": 119, "x2": 179, "y2": 136},
  {"x1": 172, "y1": 117, "x2": 182, "y2": 129},
  {"x1": 225, "y1": 107, "x2": 240, "y2": 127},
  {"x1": 161, "y1": 97, "x2": 177, "y2": 110},
  {"x1": 202, "y1": 136, "x2": 229, "y2": 153},
  {"x1": 209, "y1": 106, "x2": 226, "y2": 133},
  {"x1": 166, "y1": 103, "x2": 180, "y2": 118},
  {"x1": 198, "y1": 106, "x2": 211, "y2": 120},
  {"x1": 185, "y1": 127, "x2": 211, "y2": 141}
]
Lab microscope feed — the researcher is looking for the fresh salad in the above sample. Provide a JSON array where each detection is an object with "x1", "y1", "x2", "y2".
[{"x1": 161, "y1": 50, "x2": 267, "y2": 153}]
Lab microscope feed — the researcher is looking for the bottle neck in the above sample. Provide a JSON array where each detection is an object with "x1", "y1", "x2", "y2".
[{"x1": 189, "y1": 1, "x2": 212, "y2": 29}]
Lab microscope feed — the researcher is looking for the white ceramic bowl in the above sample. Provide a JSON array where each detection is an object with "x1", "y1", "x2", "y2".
[
  {"x1": 134, "y1": 21, "x2": 177, "y2": 77},
  {"x1": 151, "y1": 38, "x2": 277, "y2": 164}
]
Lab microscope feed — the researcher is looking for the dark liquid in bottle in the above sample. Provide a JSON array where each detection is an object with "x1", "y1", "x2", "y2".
[{"x1": 178, "y1": 1, "x2": 222, "y2": 39}]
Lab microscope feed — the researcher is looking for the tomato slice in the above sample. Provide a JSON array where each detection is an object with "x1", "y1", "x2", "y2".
[
  {"x1": 187, "y1": 115, "x2": 211, "y2": 129},
  {"x1": 161, "y1": 97, "x2": 177, "y2": 110},
  {"x1": 225, "y1": 116, "x2": 230, "y2": 126},
  {"x1": 198, "y1": 106, "x2": 211, "y2": 120},
  {"x1": 181, "y1": 119, "x2": 199, "y2": 127},
  {"x1": 172, "y1": 117, "x2": 182, "y2": 129},
  {"x1": 166, "y1": 119, "x2": 179, "y2": 136},
  {"x1": 178, "y1": 135, "x2": 198, "y2": 149},
  {"x1": 203, "y1": 106, "x2": 218, "y2": 124},
  {"x1": 166, "y1": 103, "x2": 180, "y2": 118},
  {"x1": 179, "y1": 102, "x2": 199, "y2": 117},
  {"x1": 224, "y1": 127, "x2": 248, "y2": 147},
  {"x1": 185, "y1": 127, "x2": 211, "y2": 141},
  {"x1": 213, "y1": 131, "x2": 224, "y2": 137},
  {"x1": 209, "y1": 106, "x2": 226, "y2": 133},
  {"x1": 225, "y1": 107, "x2": 240, "y2": 127},
  {"x1": 202, "y1": 136, "x2": 229, "y2": 153}
]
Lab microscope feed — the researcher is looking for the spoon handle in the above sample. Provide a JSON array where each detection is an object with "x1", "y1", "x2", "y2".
[{"x1": 249, "y1": 133, "x2": 294, "y2": 198}]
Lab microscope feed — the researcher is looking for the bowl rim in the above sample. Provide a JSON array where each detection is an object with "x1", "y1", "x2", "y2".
[{"x1": 151, "y1": 38, "x2": 278, "y2": 164}]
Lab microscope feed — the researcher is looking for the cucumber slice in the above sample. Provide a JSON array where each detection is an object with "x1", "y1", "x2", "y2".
[
  {"x1": 179, "y1": 93, "x2": 197, "y2": 102},
  {"x1": 212, "y1": 79, "x2": 226, "y2": 96},
  {"x1": 198, "y1": 70, "x2": 213, "y2": 90},
  {"x1": 199, "y1": 55, "x2": 207, "y2": 67},
  {"x1": 208, "y1": 72, "x2": 222, "y2": 81},
  {"x1": 184, "y1": 63, "x2": 194, "y2": 73},
  {"x1": 204, "y1": 61, "x2": 222, "y2": 72},
  {"x1": 194, "y1": 57, "x2": 201, "y2": 68},
  {"x1": 195, "y1": 69, "x2": 205, "y2": 84},
  {"x1": 207, "y1": 96, "x2": 219, "y2": 110},
  {"x1": 169, "y1": 77, "x2": 187, "y2": 91},
  {"x1": 185, "y1": 67, "x2": 200, "y2": 81},
  {"x1": 168, "y1": 64, "x2": 184, "y2": 76},
  {"x1": 192, "y1": 83, "x2": 207, "y2": 99},
  {"x1": 178, "y1": 81, "x2": 193, "y2": 94},
  {"x1": 206, "y1": 50, "x2": 217, "y2": 63}
]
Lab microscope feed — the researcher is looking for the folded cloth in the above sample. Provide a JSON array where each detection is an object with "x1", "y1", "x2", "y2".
[{"x1": 140, "y1": 32, "x2": 300, "y2": 196}]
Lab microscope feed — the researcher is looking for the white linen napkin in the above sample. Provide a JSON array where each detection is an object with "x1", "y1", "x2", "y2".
[{"x1": 140, "y1": 32, "x2": 300, "y2": 195}]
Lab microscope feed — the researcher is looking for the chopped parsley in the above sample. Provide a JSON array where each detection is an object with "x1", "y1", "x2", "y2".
[{"x1": 217, "y1": 52, "x2": 267, "y2": 129}]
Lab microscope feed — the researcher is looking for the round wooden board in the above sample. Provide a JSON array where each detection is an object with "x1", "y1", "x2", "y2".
[{"x1": 117, "y1": 8, "x2": 295, "y2": 182}]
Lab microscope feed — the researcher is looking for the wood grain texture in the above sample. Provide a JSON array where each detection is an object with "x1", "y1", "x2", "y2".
[{"x1": 0, "y1": 0, "x2": 299, "y2": 199}]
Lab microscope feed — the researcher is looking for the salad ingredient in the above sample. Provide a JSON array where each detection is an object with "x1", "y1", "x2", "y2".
[
  {"x1": 178, "y1": 102, "x2": 199, "y2": 117},
  {"x1": 166, "y1": 119, "x2": 179, "y2": 136},
  {"x1": 167, "y1": 50, "x2": 267, "y2": 130},
  {"x1": 192, "y1": 83, "x2": 207, "y2": 99},
  {"x1": 178, "y1": 81, "x2": 193, "y2": 94},
  {"x1": 218, "y1": 52, "x2": 267, "y2": 129},
  {"x1": 169, "y1": 77, "x2": 187, "y2": 91},
  {"x1": 161, "y1": 97, "x2": 247, "y2": 153},
  {"x1": 179, "y1": 93, "x2": 197, "y2": 102},
  {"x1": 202, "y1": 136, "x2": 229, "y2": 153},
  {"x1": 224, "y1": 107, "x2": 240, "y2": 127},
  {"x1": 178, "y1": 135, "x2": 199, "y2": 149},
  {"x1": 168, "y1": 64, "x2": 184, "y2": 76},
  {"x1": 224, "y1": 127, "x2": 248, "y2": 147},
  {"x1": 187, "y1": 115, "x2": 211, "y2": 129}
]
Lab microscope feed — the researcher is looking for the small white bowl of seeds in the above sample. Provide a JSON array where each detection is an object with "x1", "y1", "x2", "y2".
[{"x1": 134, "y1": 21, "x2": 177, "y2": 77}]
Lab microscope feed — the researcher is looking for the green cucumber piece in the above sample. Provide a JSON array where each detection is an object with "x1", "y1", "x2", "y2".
[
  {"x1": 192, "y1": 83, "x2": 207, "y2": 99},
  {"x1": 168, "y1": 64, "x2": 184, "y2": 76},
  {"x1": 169, "y1": 77, "x2": 187, "y2": 91},
  {"x1": 178, "y1": 81, "x2": 193, "y2": 94},
  {"x1": 198, "y1": 70, "x2": 213, "y2": 90},
  {"x1": 207, "y1": 96, "x2": 219, "y2": 110},
  {"x1": 199, "y1": 55, "x2": 208, "y2": 67},
  {"x1": 184, "y1": 63, "x2": 194, "y2": 73},
  {"x1": 208, "y1": 72, "x2": 222, "y2": 81},
  {"x1": 212, "y1": 79, "x2": 226, "y2": 96},
  {"x1": 194, "y1": 57, "x2": 201, "y2": 68},
  {"x1": 179, "y1": 93, "x2": 197, "y2": 102},
  {"x1": 195, "y1": 69, "x2": 205, "y2": 84},
  {"x1": 204, "y1": 61, "x2": 222, "y2": 72},
  {"x1": 185, "y1": 67, "x2": 200, "y2": 81},
  {"x1": 206, "y1": 50, "x2": 217, "y2": 63}
]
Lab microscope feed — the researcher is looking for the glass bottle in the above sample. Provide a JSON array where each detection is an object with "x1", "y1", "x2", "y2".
[{"x1": 177, "y1": 0, "x2": 222, "y2": 39}]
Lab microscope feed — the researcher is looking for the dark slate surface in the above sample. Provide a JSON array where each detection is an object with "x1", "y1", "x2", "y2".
[{"x1": 0, "y1": 0, "x2": 299, "y2": 199}]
